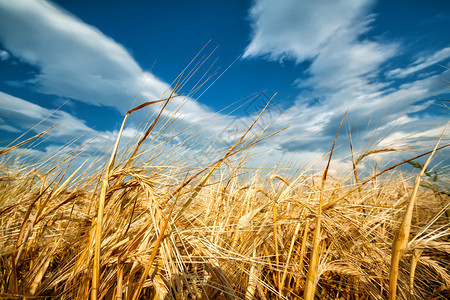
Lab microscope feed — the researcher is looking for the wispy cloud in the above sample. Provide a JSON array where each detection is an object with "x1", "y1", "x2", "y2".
[
  {"x1": 386, "y1": 47, "x2": 450, "y2": 79},
  {"x1": 243, "y1": 0, "x2": 374, "y2": 63},
  {"x1": 243, "y1": 0, "x2": 449, "y2": 158},
  {"x1": 0, "y1": 49, "x2": 9, "y2": 61},
  {"x1": 0, "y1": 0, "x2": 166, "y2": 112},
  {"x1": 0, "y1": 0, "x2": 240, "y2": 135},
  {"x1": 0, "y1": 0, "x2": 240, "y2": 153},
  {"x1": 0, "y1": 91, "x2": 93, "y2": 138}
]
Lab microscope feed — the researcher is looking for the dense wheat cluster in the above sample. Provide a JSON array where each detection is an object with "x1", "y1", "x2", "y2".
[{"x1": 0, "y1": 89, "x2": 449, "y2": 299}]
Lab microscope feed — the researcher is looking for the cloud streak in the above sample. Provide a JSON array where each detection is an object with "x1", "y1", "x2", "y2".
[
  {"x1": 0, "y1": 49, "x2": 9, "y2": 61},
  {"x1": 386, "y1": 47, "x2": 450, "y2": 79},
  {"x1": 0, "y1": 0, "x2": 240, "y2": 138},
  {"x1": 0, "y1": 0, "x2": 166, "y2": 112},
  {"x1": 243, "y1": 0, "x2": 374, "y2": 63},
  {"x1": 241, "y1": 0, "x2": 450, "y2": 134},
  {"x1": 242, "y1": 0, "x2": 450, "y2": 172},
  {"x1": 0, "y1": 91, "x2": 93, "y2": 137}
]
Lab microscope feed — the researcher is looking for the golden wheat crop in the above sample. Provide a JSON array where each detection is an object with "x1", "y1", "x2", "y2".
[{"x1": 0, "y1": 82, "x2": 449, "y2": 299}]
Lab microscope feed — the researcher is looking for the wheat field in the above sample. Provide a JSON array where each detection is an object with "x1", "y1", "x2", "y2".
[{"x1": 0, "y1": 84, "x2": 449, "y2": 299}]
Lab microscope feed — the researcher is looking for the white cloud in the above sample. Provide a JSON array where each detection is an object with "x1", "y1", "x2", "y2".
[
  {"x1": 242, "y1": 0, "x2": 450, "y2": 171},
  {"x1": 0, "y1": 91, "x2": 149, "y2": 164},
  {"x1": 387, "y1": 47, "x2": 450, "y2": 79},
  {"x1": 0, "y1": 0, "x2": 251, "y2": 168},
  {"x1": 0, "y1": 0, "x2": 239, "y2": 138},
  {"x1": 0, "y1": 0, "x2": 167, "y2": 112},
  {"x1": 243, "y1": 0, "x2": 374, "y2": 62},
  {"x1": 0, "y1": 91, "x2": 93, "y2": 137},
  {"x1": 0, "y1": 123, "x2": 20, "y2": 133},
  {"x1": 0, "y1": 49, "x2": 10, "y2": 60},
  {"x1": 0, "y1": 0, "x2": 244, "y2": 156},
  {"x1": 378, "y1": 121, "x2": 449, "y2": 150}
]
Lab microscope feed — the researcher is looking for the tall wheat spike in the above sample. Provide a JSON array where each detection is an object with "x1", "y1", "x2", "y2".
[
  {"x1": 304, "y1": 110, "x2": 347, "y2": 299},
  {"x1": 388, "y1": 121, "x2": 449, "y2": 300}
]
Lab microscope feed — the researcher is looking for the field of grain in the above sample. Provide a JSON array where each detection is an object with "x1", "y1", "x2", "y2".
[{"x1": 0, "y1": 92, "x2": 449, "y2": 299}]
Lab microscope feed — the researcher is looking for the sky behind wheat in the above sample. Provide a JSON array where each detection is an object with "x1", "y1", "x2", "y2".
[{"x1": 0, "y1": 0, "x2": 449, "y2": 174}]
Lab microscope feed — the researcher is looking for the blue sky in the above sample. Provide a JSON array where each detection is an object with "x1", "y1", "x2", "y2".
[{"x1": 0, "y1": 0, "x2": 449, "y2": 174}]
